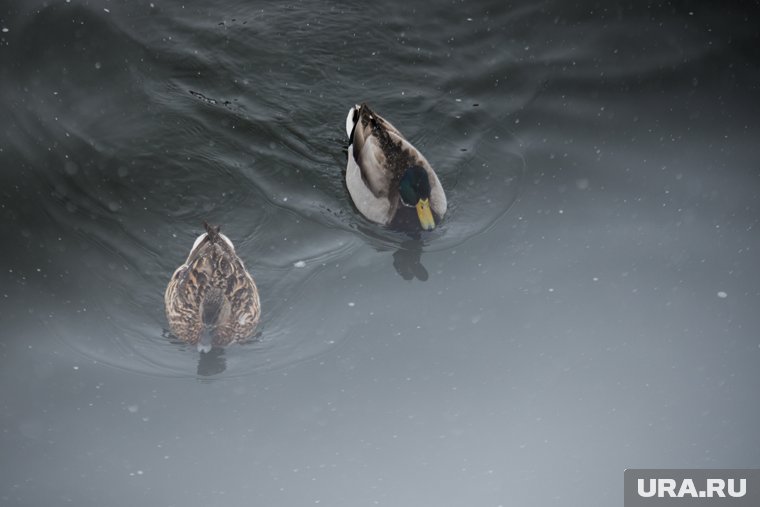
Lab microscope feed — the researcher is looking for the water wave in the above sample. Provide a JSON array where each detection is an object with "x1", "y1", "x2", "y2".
[{"x1": 11, "y1": 1, "x2": 528, "y2": 377}]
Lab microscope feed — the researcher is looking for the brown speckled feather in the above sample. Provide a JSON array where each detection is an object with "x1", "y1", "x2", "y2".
[{"x1": 165, "y1": 223, "x2": 260, "y2": 348}]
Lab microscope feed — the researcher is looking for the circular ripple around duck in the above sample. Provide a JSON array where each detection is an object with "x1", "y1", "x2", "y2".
[
  {"x1": 305, "y1": 120, "x2": 525, "y2": 253},
  {"x1": 49, "y1": 222, "x2": 360, "y2": 379},
  {"x1": 39, "y1": 149, "x2": 363, "y2": 379},
  {"x1": 42, "y1": 106, "x2": 522, "y2": 378}
]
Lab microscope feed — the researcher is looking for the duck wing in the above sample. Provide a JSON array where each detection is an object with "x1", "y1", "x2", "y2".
[
  {"x1": 369, "y1": 109, "x2": 448, "y2": 219},
  {"x1": 351, "y1": 106, "x2": 395, "y2": 198},
  {"x1": 211, "y1": 259, "x2": 260, "y2": 347},
  {"x1": 165, "y1": 263, "x2": 204, "y2": 344}
]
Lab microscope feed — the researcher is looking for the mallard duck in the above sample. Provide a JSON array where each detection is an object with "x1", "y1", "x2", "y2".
[
  {"x1": 345, "y1": 103, "x2": 447, "y2": 231},
  {"x1": 165, "y1": 222, "x2": 260, "y2": 351}
]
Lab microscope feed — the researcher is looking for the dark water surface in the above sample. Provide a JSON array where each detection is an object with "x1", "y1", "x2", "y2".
[{"x1": 1, "y1": 1, "x2": 759, "y2": 505}]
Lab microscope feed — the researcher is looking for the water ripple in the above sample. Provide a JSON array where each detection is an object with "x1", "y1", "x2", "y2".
[{"x1": 10, "y1": 0, "x2": 529, "y2": 377}]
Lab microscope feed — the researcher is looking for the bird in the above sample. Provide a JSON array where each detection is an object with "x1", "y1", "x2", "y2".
[
  {"x1": 345, "y1": 103, "x2": 446, "y2": 231},
  {"x1": 165, "y1": 222, "x2": 261, "y2": 352}
]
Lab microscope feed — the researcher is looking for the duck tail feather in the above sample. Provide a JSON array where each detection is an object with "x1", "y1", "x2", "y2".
[{"x1": 203, "y1": 221, "x2": 222, "y2": 242}]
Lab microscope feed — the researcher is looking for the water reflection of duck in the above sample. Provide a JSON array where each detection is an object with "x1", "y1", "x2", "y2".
[
  {"x1": 345, "y1": 103, "x2": 447, "y2": 231},
  {"x1": 392, "y1": 239, "x2": 429, "y2": 281},
  {"x1": 165, "y1": 222, "x2": 261, "y2": 352}
]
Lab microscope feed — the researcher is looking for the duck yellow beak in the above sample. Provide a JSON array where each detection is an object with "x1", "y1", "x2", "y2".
[{"x1": 416, "y1": 198, "x2": 436, "y2": 230}]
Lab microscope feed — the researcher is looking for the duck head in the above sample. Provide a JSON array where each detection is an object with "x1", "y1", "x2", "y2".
[{"x1": 399, "y1": 165, "x2": 435, "y2": 231}]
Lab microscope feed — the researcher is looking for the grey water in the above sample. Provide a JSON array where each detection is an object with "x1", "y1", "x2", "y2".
[{"x1": 1, "y1": 1, "x2": 758, "y2": 505}]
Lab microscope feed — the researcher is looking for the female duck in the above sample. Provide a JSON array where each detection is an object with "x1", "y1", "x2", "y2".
[
  {"x1": 345, "y1": 103, "x2": 446, "y2": 231},
  {"x1": 165, "y1": 222, "x2": 260, "y2": 351}
]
